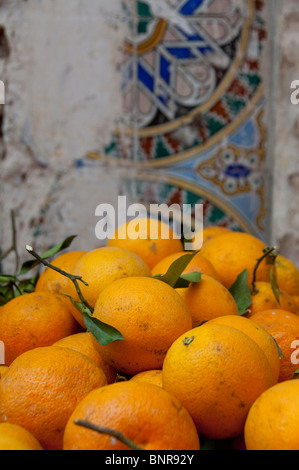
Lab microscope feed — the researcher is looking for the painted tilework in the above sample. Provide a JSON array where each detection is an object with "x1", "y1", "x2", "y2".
[{"x1": 88, "y1": 0, "x2": 272, "y2": 240}]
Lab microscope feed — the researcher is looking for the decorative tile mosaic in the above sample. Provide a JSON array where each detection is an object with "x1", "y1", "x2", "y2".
[{"x1": 87, "y1": 0, "x2": 272, "y2": 240}]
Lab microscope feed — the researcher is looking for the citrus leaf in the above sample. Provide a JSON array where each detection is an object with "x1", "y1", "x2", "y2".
[
  {"x1": 294, "y1": 370, "x2": 299, "y2": 379},
  {"x1": 229, "y1": 269, "x2": 252, "y2": 316},
  {"x1": 174, "y1": 272, "x2": 202, "y2": 289},
  {"x1": 65, "y1": 296, "x2": 124, "y2": 346},
  {"x1": 19, "y1": 235, "x2": 77, "y2": 275},
  {"x1": 153, "y1": 251, "x2": 200, "y2": 288},
  {"x1": 270, "y1": 265, "x2": 280, "y2": 304},
  {"x1": 0, "y1": 274, "x2": 17, "y2": 283}
]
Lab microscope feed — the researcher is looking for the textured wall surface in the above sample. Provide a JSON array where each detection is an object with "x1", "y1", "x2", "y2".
[
  {"x1": 1, "y1": 0, "x2": 299, "y2": 271},
  {"x1": 271, "y1": 0, "x2": 299, "y2": 264}
]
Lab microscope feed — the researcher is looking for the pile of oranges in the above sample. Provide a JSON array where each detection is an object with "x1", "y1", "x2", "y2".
[{"x1": 0, "y1": 218, "x2": 299, "y2": 451}]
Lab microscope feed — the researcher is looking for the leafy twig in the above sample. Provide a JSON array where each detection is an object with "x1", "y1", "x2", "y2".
[
  {"x1": 25, "y1": 245, "x2": 94, "y2": 312},
  {"x1": 74, "y1": 420, "x2": 144, "y2": 451}
]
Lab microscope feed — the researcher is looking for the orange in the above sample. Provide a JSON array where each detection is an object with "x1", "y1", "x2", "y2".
[
  {"x1": 0, "y1": 346, "x2": 107, "y2": 450},
  {"x1": 293, "y1": 295, "x2": 299, "y2": 310},
  {"x1": 249, "y1": 282, "x2": 298, "y2": 316},
  {"x1": 130, "y1": 370, "x2": 163, "y2": 388},
  {"x1": 0, "y1": 366, "x2": 8, "y2": 379},
  {"x1": 63, "y1": 381, "x2": 200, "y2": 450},
  {"x1": 162, "y1": 323, "x2": 275, "y2": 440},
  {"x1": 91, "y1": 276, "x2": 193, "y2": 375},
  {"x1": 151, "y1": 251, "x2": 221, "y2": 282},
  {"x1": 249, "y1": 309, "x2": 299, "y2": 382},
  {"x1": 200, "y1": 232, "x2": 271, "y2": 289},
  {"x1": 274, "y1": 255, "x2": 299, "y2": 296},
  {"x1": 176, "y1": 274, "x2": 239, "y2": 327},
  {"x1": 53, "y1": 332, "x2": 118, "y2": 384},
  {"x1": 107, "y1": 218, "x2": 183, "y2": 269},
  {"x1": 208, "y1": 315, "x2": 281, "y2": 384},
  {"x1": 202, "y1": 226, "x2": 232, "y2": 245},
  {"x1": 0, "y1": 292, "x2": 80, "y2": 365},
  {"x1": 72, "y1": 246, "x2": 152, "y2": 314},
  {"x1": 0, "y1": 423, "x2": 43, "y2": 451},
  {"x1": 244, "y1": 380, "x2": 299, "y2": 450},
  {"x1": 35, "y1": 250, "x2": 87, "y2": 326}
]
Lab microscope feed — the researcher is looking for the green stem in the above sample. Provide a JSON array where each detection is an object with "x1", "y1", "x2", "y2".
[
  {"x1": 74, "y1": 420, "x2": 144, "y2": 451},
  {"x1": 25, "y1": 245, "x2": 94, "y2": 312},
  {"x1": 251, "y1": 247, "x2": 276, "y2": 295}
]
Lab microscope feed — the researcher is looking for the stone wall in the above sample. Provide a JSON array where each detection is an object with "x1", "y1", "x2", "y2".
[{"x1": 1, "y1": 0, "x2": 299, "y2": 270}]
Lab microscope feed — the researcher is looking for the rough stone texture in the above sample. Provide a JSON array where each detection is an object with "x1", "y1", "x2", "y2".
[
  {"x1": 271, "y1": 0, "x2": 299, "y2": 266},
  {"x1": 0, "y1": 0, "x2": 129, "y2": 270},
  {"x1": 1, "y1": 0, "x2": 299, "y2": 272}
]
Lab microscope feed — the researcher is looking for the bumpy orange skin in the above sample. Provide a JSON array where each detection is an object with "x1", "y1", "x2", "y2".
[
  {"x1": 274, "y1": 255, "x2": 299, "y2": 296},
  {"x1": 0, "y1": 292, "x2": 80, "y2": 365},
  {"x1": 208, "y1": 315, "x2": 281, "y2": 384},
  {"x1": 130, "y1": 370, "x2": 163, "y2": 388},
  {"x1": 0, "y1": 346, "x2": 107, "y2": 450},
  {"x1": 72, "y1": 246, "x2": 152, "y2": 311},
  {"x1": 53, "y1": 332, "x2": 118, "y2": 384},
  {"x1": 63, "y1": 381, "x2": 200, "y2": 451},
  {"x1": 202, "y1": 226, "x2": 232, "y2": 245},
  {"x1": 245, "y1": 380, "x2": 299, "y2": 450},
  {"x1": 0, "y1": 366, "x2": 8, "y2": 380},
  {"x1": 151, "y1": 251, "x2": 222, "y2": 283},
  {"x1": 162, "y1": 323, "x2": 275, "y2": 440},
  {"x1": 35, "y1": 250, "x2": 87, "y2": 325},
  {"x1": 176, "y1": 274, "x2": 239, "y2": 327},
  {"x1": 249, "y1": 282, "x2": 298, "y2": 316},
  {"x1": 92, "y1": 276, "x2": 193, "y2": 375},
  {"x1": 107, "y1": 218, "x2": 184, "y2": 269},
  {"x1": 249, "y1": 309, "x2": 299, "y2": 382},
  {"x1": 0, "y1": 423, "x2": 43, "y2": 451},
  {"x1": 200, "y1": 232, "x2": 271, "y2": 289}
]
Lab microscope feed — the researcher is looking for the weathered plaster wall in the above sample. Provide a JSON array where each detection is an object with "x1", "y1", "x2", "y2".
[
  {"x1": 1, "y1": 0, "x2": 299, "y2": 271},
  {"x1": 271, "y1": 0, "x2": 299, "y2": 264},
  {"x1": 0, "y1": 0, "x2": 128, "y2": 269}
]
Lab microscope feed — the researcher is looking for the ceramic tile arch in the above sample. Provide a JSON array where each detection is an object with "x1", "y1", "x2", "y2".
[{"x1": 88, "y1": 0, "x2": 273, "y2": 241}]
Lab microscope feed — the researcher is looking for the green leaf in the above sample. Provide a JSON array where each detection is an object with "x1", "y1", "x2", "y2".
[
  {"x1": 174, "y1": 272, "x2": 202, "y2": 289},
  {"x1": 153, "y1": 251, "x2": 200, "y2": 289},
  {"x1": 66, "y1": 296, "x2": 124, "y2": 346},
  {"x1": 270, "y1": 265, "x2": 280, "y2": 304},
  {"x1": 0, "y1": 274, "x2": 17, "y2": 283},
  {"x1": 294, "y1": 370, "x2": 299, "y2": 379},
  {"x1": 229, "y1": 269, "x2": 252, "y2": 316},
  {"x1": 19, "y1": 235, "x2": 77, "y2": 275}
]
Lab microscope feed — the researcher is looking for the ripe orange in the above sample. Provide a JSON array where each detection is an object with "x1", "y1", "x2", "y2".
[
  {"x1": 208, "y1": 315, "x2": 281, "y2": 384},
  {"x1": 249, "y1": 282, "x2": 298, "y2": 316},
  {"x1": 72, "y1": 246, "x2": 152, "y2": 313},
  {"x1": 35, "y1": 250, "x2": 87, "y2": 327},
  {"x1": 202, "y1": 226, "x2": 232, "y2": 245},
  {"x1": 293, "y1": 295, "x2": 299, "y2": 310},
  {"x1": 244, "y1": 380, "x2": 299, "y2": 450},
  {"x1": 176, "y1": 274, "x2": 239, "y2": 327},
  {"x1": 151, "y1": 251, "x2": 221, "y2": 282},
  {"x1": 274, "y1": 255, "x2": 299, "y2": 296},
  {"x1": 0, "y1": 366, "x2": 8, "y2": 379},
  {"x1": 130, "y1": 370, "x2": 163, "y2": 388},
  {"x1": 107, "y1": 218, "x2": 183, "y2": 269},
  {"x1": 63, "y1": 381, "x2": 200, "y2": 450},
  {"x1": 91, "y1": 276, "x2": 193, "y2": 375},
  {"x1": 0, "y1": 346, "x2": 107, "y2": 450},
  {"x1": 0, "y1": 423, "x2": 43, "y2": 451},
  {"x1": 162, "y1": 323, "x2": 275, "y2": 440},
  {"x1": 0, "y1": 292, "x2": 80, "y2": 365},
  {"x1": 53, "y1": 332, "x2": 118, "y2": 384},
  {"x1": 200, "y1": 232, "x2": 271, "y2": 289},
  {"x1": 249, "y1": 309, "x2": 299, "y2": 382}
]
